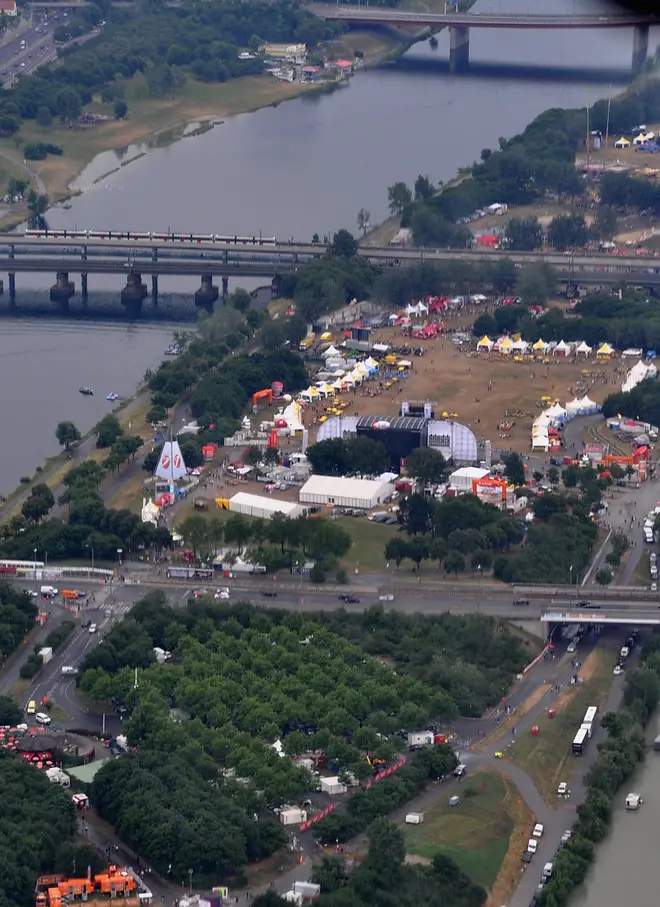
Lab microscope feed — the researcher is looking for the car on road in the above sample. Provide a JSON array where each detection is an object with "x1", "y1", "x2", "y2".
[
  {"x1": 527, "y1": 839, "x2": 538, "y2": 854},
  {"x1": 378, "y1": 593, "x2": 394, "y2": 602},
  {"x1": 557, "y1": 781, "x2": 568, "y2": 796},
  {"x1": 532, "y1": 823, "x2": 544, "y2": 838},
  {"x1": 25, "y1": 589, "x2": 37, "y2": 597},
  {"x1": 613, "y1": 664, "x2": 624, "y2": 676},
  {"x1": 513, "y1": 598, "x2": 530, "y2": 606},
  {"x1": 580, "y1": 601, "x2": 601, "y2": 609},
  {"x1": 522, "y1": 851, "x2": 532, "y2": 864},
  {"x1": 560, "y1": 830, "x2": 573, "y2": 844},
  {"x1": 214, "y1": 589, "x2": 230, "y2": 600},
  {"x1": 26, "y1": 700, "x2": 36, "y2": 715},
  {"x1": 35, "y1": 712, "x2": 51, "y2": 724},
  {"x1": 88, "y1": 623, "x2": 97, "y2": 634},
  {"x1": 567, "y1": 642, "x2": 577, "y2": 653},
  {"x1": 61, "y1": 666, "x2": 77, "y2": 676},
  {"x1": 338, "y1": 594, "x2": 360, "y2": 603}
]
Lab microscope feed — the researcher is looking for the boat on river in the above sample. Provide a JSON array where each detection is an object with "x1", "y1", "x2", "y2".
[
  {"x1": 106, "y1": 392, "x2": 121, "y2": 402},
  {"x1": 165, "y1": 345, "x2": 180, "y2": 356},
  {"x1": 79, "y1": 387, "x2": 94, "y2": 396},
  {"x1": 625, "y1": 793, "x2": 643, "y2": 810}
]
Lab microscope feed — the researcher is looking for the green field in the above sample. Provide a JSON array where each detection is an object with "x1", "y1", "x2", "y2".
[
  {"x1": 508, "y1": 646, "x2": 617, "y2": 804},
  {"x1": 403, "y1": 772, "x2": 513, "y2": 891}
]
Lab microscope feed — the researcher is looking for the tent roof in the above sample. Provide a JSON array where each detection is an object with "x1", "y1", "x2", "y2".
[
  {"x1": 576, "y1": 341, "x2": 592, "y2": 352},
  {"x1": 597, "y1": 343, "x2": 614, "y2": 354},
  {"x1": 532, "y1": 339, "x2": 547, "y2": 349}
]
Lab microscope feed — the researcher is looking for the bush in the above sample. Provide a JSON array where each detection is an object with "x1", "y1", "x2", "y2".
[
  {"x1": 23, "y1": 142, "x2": 63, "y2": 160},
  {"x1": 44, "y1": 620, "x2": 76, "y2": 652},
  {"x1": 19, "y1": 652, "x2": 43, "y2": 679}
]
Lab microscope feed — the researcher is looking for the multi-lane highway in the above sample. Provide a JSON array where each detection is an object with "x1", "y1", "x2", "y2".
[{"x1": 0, "y1": 12, "x2": 58, "y2": 87}]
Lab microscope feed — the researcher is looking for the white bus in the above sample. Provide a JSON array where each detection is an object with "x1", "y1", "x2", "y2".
[
  {"x1": 572, "y1": 726, "x2": 589, "y2": 756},
  {"x1": 583, "y1": 706, "x2": 598, "y2": 725}
]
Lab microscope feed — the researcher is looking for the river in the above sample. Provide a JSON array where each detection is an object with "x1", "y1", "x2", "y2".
[
  {"x1": 571, "y1": 724, "x2": 660, "y2": 907},
  {"x1": 0, "y1": 320, "x2": 175, "y2": 494},
  {"x1": 3, "y1": 0, "x2": 659, "y2": 488}
]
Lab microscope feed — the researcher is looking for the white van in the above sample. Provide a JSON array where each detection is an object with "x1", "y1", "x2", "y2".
[{"x1": 40, "y1": 585, "x2": 58, "y2": 598}]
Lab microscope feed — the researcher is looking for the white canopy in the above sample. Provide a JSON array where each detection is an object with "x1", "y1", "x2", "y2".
[
  {"x1": 622, "y1": 348, "x2": 643, "y2": 358},
  {"x1": 323, "y1": 344, "x2": 341, "y2": 359},
  {"x1": 553, "y1": 340, "x2": 571, "y2": 355},
  {"x1": 545, "y1": 403, "x2": 567, "y2": 422},
  {"x1": 622, "y1": 360, "x2": 657, "y2": 393},
  {"x1": 633, "y1": 132, "x2": 650, "y2": 144},
  {"x1": 565, "y1": 397, "x2": 584, "y2": 415},
  {"x1": 578, "y1": 395, "x2": 599, "y2": 413},
  {"x1": 332, "y1": 377, "x2": 345, "y2": 390},
  {"x1": 477, "y1": 336, "x2": 494, "y2": 351},
  {"x1": 575, "y1": 341, "x2": 592, "y2": 356},
  {"x1": 614, "y1": 137, "x2": 630, "y2": 148},
  {"x1": 511, "y1": 338, "x2": 529, "y2": 352},
  {"x1": 405, "y1": 301, "x2": 428, "y2": 316}
]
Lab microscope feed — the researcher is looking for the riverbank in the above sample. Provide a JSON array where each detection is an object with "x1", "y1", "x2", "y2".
[{"x1": 0, "y1": 31, "x2": 405, "y2": 220}]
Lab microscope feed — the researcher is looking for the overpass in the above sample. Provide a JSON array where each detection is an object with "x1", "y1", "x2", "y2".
[
  {"x1": 542, "y1": 607, "x2": 660, "y2": 626},
  {"x1": 310, "y1": 4, "x2": 658, "y2": 73},
  {"x1": 0, "y1": 233, "x2": 659, "y2": 310}
]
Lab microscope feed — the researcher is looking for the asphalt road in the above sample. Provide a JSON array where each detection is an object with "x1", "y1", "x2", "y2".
[{"x1": 0, "y1": 12, "x2": 58, "y2": 87}]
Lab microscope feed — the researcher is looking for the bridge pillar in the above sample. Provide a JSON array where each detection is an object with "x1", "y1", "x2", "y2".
[
  {"x1": 8, "y1": 272, "x2": 15, "y2": 305},
  {"x1": 449, "y1": 25, "x2": 470, "y2": 73},
  {"x1": 50, "y1": 271, "x2": 74, "y2": 306},
  {"x1": 632, "y1": 25, "x2": 649, "y2": 74},
  {"x1": 195, "y1": 273, "x2": 219, "y2": 311},
  {"x1": 120, "y1": 270, "x2": 147, "y2": 315},
  {"x1": 81, "y1": 272, "x2": 88, "y2": 306},
  {"x1": 221, "y1": 275, "x2": 229, "y2": 299},
  {"x1": 271, "y1": 275, "x2": 281, "y2": 299},
  {"x1": 151, "y1": 275, "x2": 159, "y2": 304}
]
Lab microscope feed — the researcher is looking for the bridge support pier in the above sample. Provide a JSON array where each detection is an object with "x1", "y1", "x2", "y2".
[
  {"x1": 81, "y1": 273, "x2": 88, "y2": 306},
  {"x1": 449, "y1": 25, "x2": 469, "y2": 73},
  {"x1": 195, "y1": 273, "x2": 219, "y2": 311},
  {"x1": 120, "y1": 270, "x2": 147, "y2": 315},
  {"x1": 50, "y1": 271, "x2": 75, "y2": 307},
  {"x1": 8, "y1": 273, "x2": 15, "y2": 307},
  {"x1": 221, "y1": 275, "x2": 229, "y2": 299},
  {"x1": 151, "y1": 275, "x2": 159, "y2": 304},
  {"x1": 632, "y1": 24, "x2": 649, "y2": 74}
]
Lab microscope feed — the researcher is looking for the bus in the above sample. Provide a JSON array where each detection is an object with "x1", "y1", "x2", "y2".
[
  {"x1": 166, "y1": 567, "x2": 214, "y2": 580},
  {"x1": 583, "y1": 706, "x2": 598, "y2": 725},
  {"x1": 0, "y1": 558, "x2": 45, "y2": 576},
  {"x1": 572, "y1": 726, "x2": 589, "y2": 756}
]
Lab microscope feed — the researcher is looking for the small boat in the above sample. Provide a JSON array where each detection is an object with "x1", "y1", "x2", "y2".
[
  {"x1": 106, "y1": 393, "x2": 121, "y2": 402},
  {"x1": 625, "y1": 793, "x2": 643, "y2": 810},
  {"x1": 165, "y1": 345, "x2": 180, "y2": 356},
  {"x1": 79, "y1": 387, "x2": 94, "y2": 396},
  {"x1": 429, "y1": 35, "x2": 438, "y2": 49},
  {"x1": 60, "y1": 203, "x2": 72, "y2": 210}
]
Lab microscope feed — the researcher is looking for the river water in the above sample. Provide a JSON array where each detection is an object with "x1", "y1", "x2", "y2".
[
  {"x1": 3, "y1": 0, "x2": 659, "y2": 487},
  {"x1": 572, "y1": 724, "x2": 660, "y2": 907}
]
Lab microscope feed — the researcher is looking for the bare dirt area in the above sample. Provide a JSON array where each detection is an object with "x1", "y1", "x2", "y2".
[
  {"x1": 305, "y1": 323, "x2": 621, "y2": 453},
  {"x1": 486, "y1": 780, "x2": 534, "y2": 907}
]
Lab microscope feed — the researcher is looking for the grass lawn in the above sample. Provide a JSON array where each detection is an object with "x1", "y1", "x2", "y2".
[
  {"x1": 402, "y1": 772, "x2": 514, "y2": 891},
  {"x1": 243, "y1": 851, "x2": 299, "y2": 889},
  {"x1": 335, "y1": 516, "x2": 398, "y2": 574},
  {"x1": 507, "y1": 646, "x2": 618, "y2": 805},
  {"x1": 10, "y1": 678, "x2": 30, "y2": 704}
]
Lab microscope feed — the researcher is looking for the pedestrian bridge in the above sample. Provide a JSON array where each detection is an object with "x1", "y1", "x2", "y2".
[{"x1": 542, "y1": 609, "x2": 660, "y2": 626}]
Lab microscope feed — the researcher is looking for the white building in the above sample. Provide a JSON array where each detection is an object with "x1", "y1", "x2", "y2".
[
  {"x1": 228, "y1": 492, "x2": 303, "y2": 521},
  {"x1": 299, "y1": 475, "x2": 394, "y2": 509},
  {"x1": 449, "y1": 466, "x2": 490, "y2": 492},
  {"x1": 319, "y1": 776, "x2": 348, "y2": 795}
]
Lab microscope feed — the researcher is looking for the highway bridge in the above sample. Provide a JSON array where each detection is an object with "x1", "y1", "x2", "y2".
[
  {"x1": 0, "y1": 232, "x2": 659, "y2": 310},
  {"x1": 310, "y1": 4, "x2": 658, "y2": 73}
]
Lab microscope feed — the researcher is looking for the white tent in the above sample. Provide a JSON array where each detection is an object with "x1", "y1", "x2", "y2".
[
  {"x1": 365, "y1": 356, "x2": 379, "y2": 371},
  {"x1": 622, "y1": 360, "x2": 657, "y2": 393},
  {"x1": 405, "y1": 302, "x2": 428, "y2": 316},
  {"x1": 348, "y1": 369, "x2": 363, "y2": 384},
  {"x1": 533, "y1": 339, "x2": 549, "y2": 354},
  {"x1": 281, "y1": 401, "x2": 304, "y2": 431},
  {"x1": 615, "y1": 137, "x2": 630, "y2": 148},
  {"x1": 332, "y1": 377, "x2": 345, "y2": 391},
  {"x1": 633, "y1": 132, "x2": 650, "y2": 145},
  {"x1": 622, "y1": 348, "x2": 643, "y2": 358},
  {"x1": 299, "y1": 386, "x2": 321, "y2": 402},
  {"x1": 553, "y1": 340, "x2": 571, "y2": 357},
  {"x1": 477, "y1": 336, "x2": 494, "y2": 352},
  {"x1": 511, "y1": 338, "x2": 529, "y2": 353},
  {"x1": 323, "y1": 344, "x2": 341, "y2": 359},
  {"x1": 545, "y1": 403, "x2": 567, "y2": 424},
  {"x1": 578, "y1": 395, "x2": 600, "y2": 414},
  {"x1": 575, "y1": 341, "x2": 592, "y2": 357},
  {"x1": 565, "y1": 397, "x2": 584, "y2": 417}
]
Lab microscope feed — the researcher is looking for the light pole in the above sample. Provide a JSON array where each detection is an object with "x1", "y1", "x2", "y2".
[
  {"x1": 33, "y1": 547, "x2": 37, "y2": 584},
  {"x1": 188, "y1": 869, "x2": 193, "y2": 895},
  {"x1": 117, "y1": 548, "x2": 123, "y2": 568}
]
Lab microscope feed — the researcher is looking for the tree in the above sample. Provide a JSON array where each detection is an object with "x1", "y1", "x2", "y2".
[
  {"x1": 593, "y1": 205, "x2": 618, "y2": 241},
  {"x1": 405, "y1": 448, "x2": 447, "y2": 485},
  {"x1": 0, "y1": 694, "x2": 21, "y2": 726},
  {"x1": 95, "y1": 414, "x2": 124, "y2": 449},
  {"x1": 27, "y1": 190, "x2": 49, "y2": 221},
  {"x1": 229, "y1": 287, "x2": 252, "y2": 312},
  {"x1": 548, "y1": 213, "x2": 589, "y2": 250},
  {"x1": 55, "y1": 86, "x2": 82, "y2": 122},
  {"x1": 407, "y1": 536, "x2": 430, "y2": 571},
  {"x1": 356, "y1": 208, "x2": 371, "y2": 235},
  {"x1": 36, "y1": 105, "x2": 53, "y2": 128},
  {"x1": 55, "y1": 421, "x2": 81, "y2": 451},
  {"x1": 444, "y1": 550, "x2": 465, "y2": 577},
  {"x1": 515, "y1": 262, "x2": 556, "y2": 306},
  {"x1": 387, "y1": 181, "x2": 412, "y2": 214},
  {"x1": 504, "y1": 216, "x2": 544, "y2": 251},
  {"x1": 114, "y1": 99, "x2": 128, "y2": 119},
  {"x1": 414, "y1": 174, "x2": 434, "y2": 201},
  {"x1": 180, "y1": 439, "x2": 204, "y2": 469},
  {"x1": 384, "y1": 537, "x2": 409, "y2": 568},
  {"x1": 329, "y1": 229, "x2": 358, "y2": 258},
  {"x1": 563, "y1": 464, "x2": 579, "y2": 488},
  {"x1": 548, "y1": 466, "x2": 560, "y2": 486},
  {"x1": 178, "y1": 515, "x2": 210, "y2": 560},
  {"x1": 503, "y1": 452, "x2": 525, "y2": 486},
  {"x1": 595, "y1": 567, "x2": 613, "y2": 586},
  {"x1": 22, "y1": 483, "x2": 55, "y2": 522}
]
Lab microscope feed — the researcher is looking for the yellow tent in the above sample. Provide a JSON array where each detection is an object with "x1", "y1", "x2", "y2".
[
  {"x1": 597, "y1": 343, "x2": 614, "y2": 358},
  {"x1": 477, "y1": 335, "x2": 493, "y2": 351},
  {"x1": 532, "y1": 339, "x2": 547, "y2": 351},
  {"x1": 498, "y1": 337, "x2": 513, "y2": 353}
]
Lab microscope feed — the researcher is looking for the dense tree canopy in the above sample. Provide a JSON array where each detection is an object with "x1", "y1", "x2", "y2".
[
  {"x1": 0, "y1": 753, "x2": 77, "y2": 907},
  {"x1": 0, "y1": 582, "x2": 37, "y2": 663}
]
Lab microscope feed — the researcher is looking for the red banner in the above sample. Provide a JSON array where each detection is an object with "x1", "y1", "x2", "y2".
[
  {"x1": 365, "y1": 756, "x2": 407, "y2": 789},
  {"x1": 299, "y1": 802, "x2": 336, "y2": 832}
]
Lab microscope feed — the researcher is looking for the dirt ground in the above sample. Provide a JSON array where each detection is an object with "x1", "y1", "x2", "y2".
[
  {"x1": 303, "y1": 317, "x2": 623, "y2": 454},
  {"x1": 486, "y1": 779, "x2": 534, "y2": 907}
]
